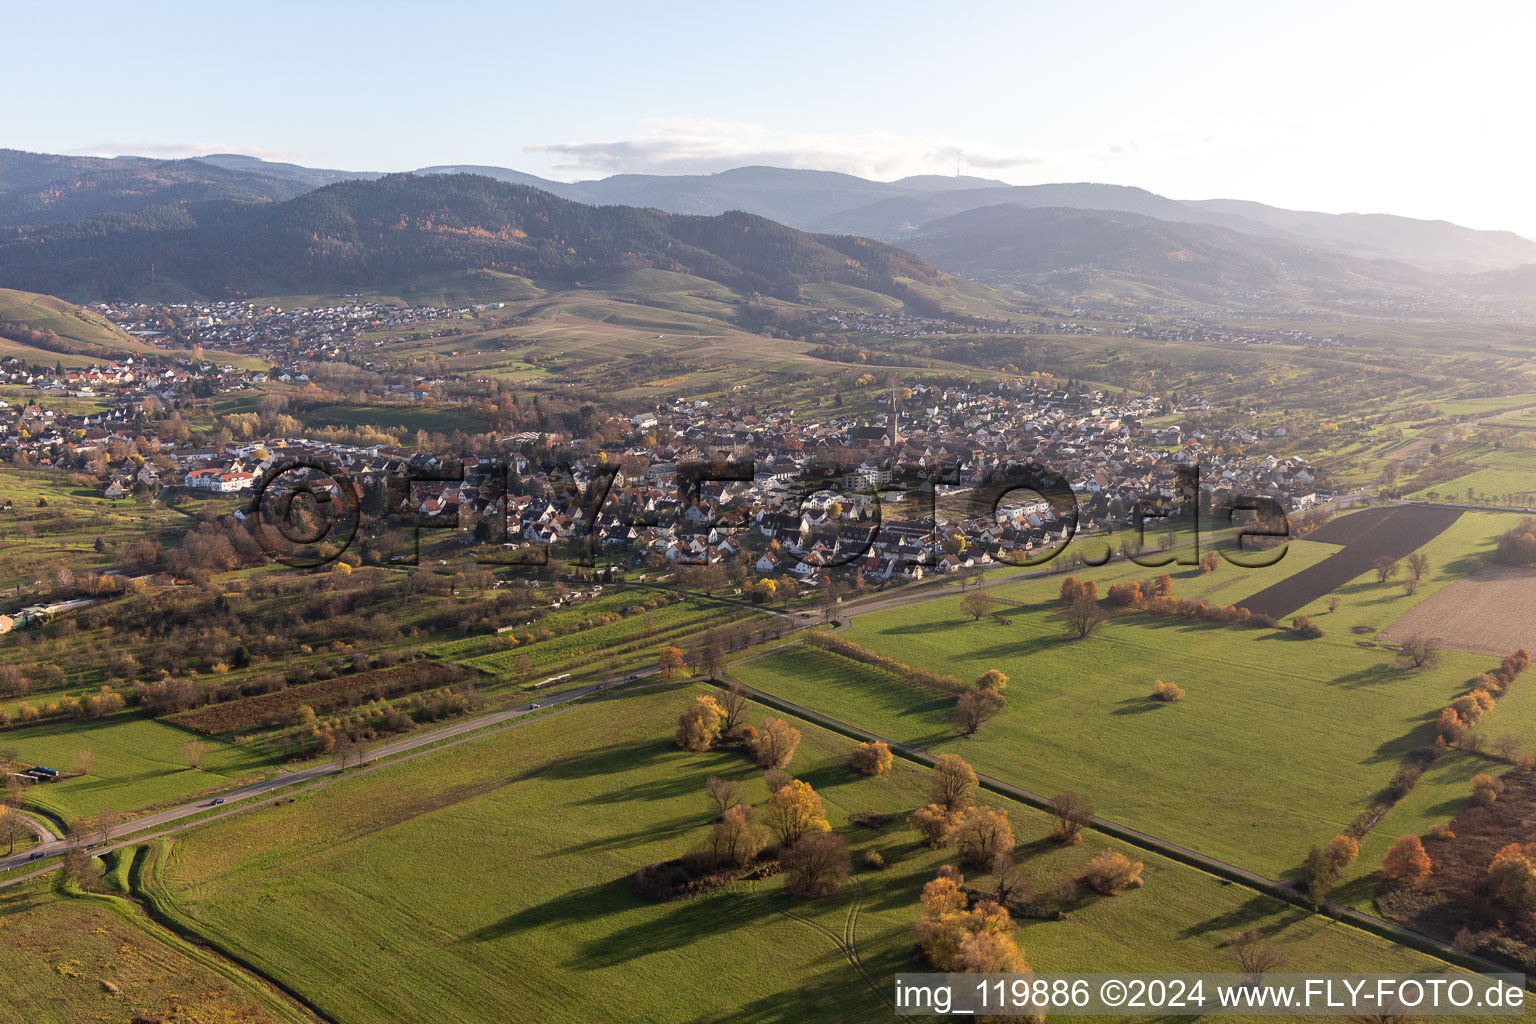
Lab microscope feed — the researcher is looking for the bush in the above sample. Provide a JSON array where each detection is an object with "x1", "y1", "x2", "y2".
[
  {"x1": 1291, "y1": 615, "x2": 1323, "y2": 639},
  {"x1": 1471, "y1": 772, "x2": 1503, "y2": 806},
  {"x1": 849, "y1": 740, "x2": 893, "y2": 776},
  {"x1": 1151, "y1": 680, "x2": 1184, "y2": 703},
  {"x1": 908, "y1": 804, "x2": 954, "y2": 848},
  {"x1": 863, "y1": 849, "x2": 887, "y2": 871},
  {"x1": 1082, "y1": 851, "x2": 1144, "y2": 894}
]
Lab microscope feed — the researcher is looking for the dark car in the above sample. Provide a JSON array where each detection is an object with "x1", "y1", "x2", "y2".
[
  {"x1": 211, "y1": 797, "x2": 226, "y2": 806},
  {"x1": 28, "y1": 851, "x2": 44, "y2": 860}
]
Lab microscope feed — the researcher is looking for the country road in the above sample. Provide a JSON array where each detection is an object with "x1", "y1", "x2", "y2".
[{"x1": 0, "y1": 673, "x2": 637, "y2": 876}]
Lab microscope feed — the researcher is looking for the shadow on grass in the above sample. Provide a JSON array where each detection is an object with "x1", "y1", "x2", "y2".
[
  {"x1": 1110, "y1": 695, "x2": 1163, "y2": 716},
  {"x1": 576, "y1": 887, "x2": 766, "y2": 968},
  {"x1": 458, "y1": 875, "x2": 635, "y2": 942},
  {"x1": 544, "y1": 813, "x2": 702, "y2": 858},
  {"x1": 511, "y1": 737, "x2": 670, "y2": 783},
  {"x1": 1177, "y1": 893, "x2": 1308, "y2": 939}
]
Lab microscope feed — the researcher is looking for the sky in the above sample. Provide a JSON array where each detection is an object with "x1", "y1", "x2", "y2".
[{"x1": 8, "y1": 0, "x2": 1535, "y2": 236}]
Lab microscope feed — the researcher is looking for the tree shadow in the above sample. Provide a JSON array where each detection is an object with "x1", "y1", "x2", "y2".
[
  {"x1": 1177, "y1": 894, "x2": 1306, "y2": 939},
  {"x1": 543, "y1": 813, "x2": 701, "y2": 857},
  {"x1": 458, "y1": 875, "x2": 636, "y2": 942},
  {"x1": 576, "y1": 887, "x2": 767, "y2": 968},
  {"x1": 512, "y1": 737, "x2": 671, "y2": 783},
  {"x1": 1111, "y1": 696, "x2": 1164, "y2": 716}
]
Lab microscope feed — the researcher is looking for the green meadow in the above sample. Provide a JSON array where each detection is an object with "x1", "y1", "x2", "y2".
[
  {"x1": 6, "y1": 713, "x2": 277, "y2": 821},
  {"x1": 735, "y1": 552, "x2": 1497, "y2": 879},
  {"x1": 143, "y1": 684, "x2": 1485, "y2": 1024}
]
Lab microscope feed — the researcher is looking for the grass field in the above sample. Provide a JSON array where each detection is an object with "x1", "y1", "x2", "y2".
[
  {"x1": 735, "y1": 553, "x2": 1495, "y2": 879},
  {"x1": 6, "y1": 714, "x2": 278, "y2": 821},
  {"x1": 0, "y1": 287, "x2": 153, "y2": 358},
  {"x1": 141, "y1": 684, "x2": 1487, "y2": 1024},
  {"x1": 0, "y1": 879, "x2": 315, "y2": 1024}
]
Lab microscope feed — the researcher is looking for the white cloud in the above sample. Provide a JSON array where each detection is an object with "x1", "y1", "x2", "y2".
[{"x1": 529, "y1": 119, "x2": 1059, "y2": 182}]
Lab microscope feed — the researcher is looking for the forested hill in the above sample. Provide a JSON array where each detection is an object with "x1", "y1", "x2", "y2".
[{"x1": 0, "y1": 173, "x2": 943, "y2": 304}]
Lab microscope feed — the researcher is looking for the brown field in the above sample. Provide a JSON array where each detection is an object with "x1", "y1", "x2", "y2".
[
  {"x1": 1377, "y1": 768, "x2": 1536, "y2": 972},
  {"x1": 169, "y1": 660, "x2": 468, "y2": 735},
  {"x1": 1381, "y1": 565, "x2": 1536, "y2": 656},
  {"x1": 1238, "y1": 505, "x2": 1463, "y2": 620}
]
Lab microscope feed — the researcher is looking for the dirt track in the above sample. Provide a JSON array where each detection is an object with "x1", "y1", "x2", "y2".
[{"x1": 1238, "y1": 505, "x2": 1464, "y2": 620}]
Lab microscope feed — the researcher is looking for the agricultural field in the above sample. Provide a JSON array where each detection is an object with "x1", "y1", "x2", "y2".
[
  {"x1": 0, "y1": 879, "x2": 316, "y2": 1024},
  {"x1": 1237, "y1": 505, "x2": 1462, "y2": 620},
  {"x1": 137, "y1": 684, "x2": 1485, "y2": 1024},
  {"x1": 734, "y1": 553, "x2": 1499, "y2": 880},
  {"x1": 2, "y1": 713, "x2": 278, "y2": 821},
  {"x1": 1382, "y1": 565, "x2": 1536, "y2": 656}
]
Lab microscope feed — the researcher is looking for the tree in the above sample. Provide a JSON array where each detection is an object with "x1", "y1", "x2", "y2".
[
  {"x1": 1406, "y1": 552, "x2": 1430, "y2": 583},
  {"x1": 1049, "y1": 790, "x2": 1094, "y2": 845},
  {"x1": 705, "y1": 775, "x2": 744, "y2": 817},
  {"x1": 951, "y1": 806, "x2": 1015, "y2": 867},
  {"x1": 1381, "y1": 835, "x2": 1432, "y2": 884},
  {"x1": 765, "y1": 779, "x2": 830, "y2": 846},
  {"x1": 709, "y1": 804, "x2": 766, "y2": 866},
  {"x1": 908, "y1": 803, "x2": 953, "y2": 847},
  {"x1": 0, "y1": 808, "x2": 29, "y2": 855},
  {"x1": 974, "y1": 669, "x2": 1008, "y2": 693},
  {"x1": 676, "y1": 695, "x2": 725, "y2": 751},
  {"x1": 1328, "y1": 835, "x2": 1360, "y2": 875},
  {"x1": 914, "y1": 874, "x2": 1029, "y2": 974},
  {"x1": 988, "y1": 851, "x2": 1029, "y2": 906},
  {"x1": 1302, "y1": 845, "x2": 1334, "y2": 910},
  {"x1": 74, "y1": 749, "x2": 95, "y2": 777},
  {"x1": 749, "y1": 716, "x2": 802, "y2": 769},
  {"x1": 97, "y1": 806, "x2": 120, "y2": 845},
  {"x1": 781, "y1": 831, "x2": 851, "y2": 897},
  {"x1": 1398, "y1": 635, "x2": 1440, "y2": 670},
  {"x1": 657, "y1": 645, "x2": 686, "y2": 679},
  {"x1": 4, "y1": 776, "x2": 22, "y2": 809},
  {"x1": 1487, "y1": 842, "x2": 1536, "y2": 915},
  {"x1": 717, "y1": 681, "x2": 751, "y2": 735},
  {"x1": 960, "y1": 591, "x2": 996, "y2": 621},
  {"x1": 700, "y1": 640, "x2": 727, "y2": 680},
  {"x1": 954, "y1": 687, "x2": 1007, "y2": 736},
  {"x1": 1151, "y1": 680, "x2": 1185, "y2": 703},
  {"x1": 848, "y1": 741, "x2": 893, "y2": 776},
  {"x1": 1494, "y1": 733, "x2": 1523, "y2": 761},
  {"x1": 1373, "y1": 556, "x2": 1400, "y2": 584},
  {"x1": 1082, "y1": 850, "x2": 1144, "y2": 894},
  {"x1": 931, "y1": 754, "x2": 977, "y2": 813},
  {"x1": 183, "y1": 739, "x2": 208, "y2": 770},
  {"x1": 1060, "y1": 592, "x2": 1107, "y2": 639},
  {"x1": 1228, "y1": 929, "x2": 1285, "y2": 982}
]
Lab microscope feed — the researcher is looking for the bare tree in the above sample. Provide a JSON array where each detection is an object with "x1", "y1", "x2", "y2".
[
  {"x1": 960, "y1": 591, "x2": 996, "y2": 621},
  {"x1": 1373, "y1": 556, "x2": 1400, "y2": 584},
  {"x1": 0, "y1": 808, "x2": 30, "y2": 855},
  {"x1": 1406, "y1": 552, "x2": 1430, "y2": 583},
  {"x1": 1049, "y1": 790, "x2": 1094, "y2": 845},
  {"x1": 183, "y1": 739, "x2": 207, "y2": 770},
  {"x1": 73, "y1": 749, "x2": 95, "y2": 777},
  {"x1": 1228, "y1": 929, "x2": 1285, "y2": 982},
  {"x1": 718, "y1": 681, "x2": 751, "y2": 734},
  {"x1": 1060, "y1": 593, "x2": 1108, "y2": 639},
  {"x1": 1494, "y1": 733, "x2": 1523, "y2": 761},
  {"x1": 1397, "y1": 635, "x2": 1440, "y2": 670},
  {"x1": 704, "y1": 775, "x2": 744, "y2": 817},
  {"x1": 954, "y1": 688, "x2": 1007, "y2": 737},
  {"x1": 97, "y1": 807, "x2": 120, "y2": 845},
  {"x1": 989, "y1": 851, "x2": 1029, "y2": 906}
]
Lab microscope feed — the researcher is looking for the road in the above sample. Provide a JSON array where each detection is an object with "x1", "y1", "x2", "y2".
[{"x1": 0, "y1": 674, "x2": 633, "y2": 875}]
